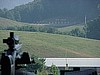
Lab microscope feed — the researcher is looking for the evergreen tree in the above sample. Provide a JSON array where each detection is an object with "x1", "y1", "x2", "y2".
[
  {"x1": 0, "y1": 9, "x2": 5, "y2": 17},
  {"x1": 6, "y1": 11, "x2": 15, "y2": 20}
]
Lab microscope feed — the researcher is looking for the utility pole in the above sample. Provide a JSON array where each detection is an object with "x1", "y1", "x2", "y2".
[{"x1": 85, "y1": 16, "x2": 87, "y2": 24}]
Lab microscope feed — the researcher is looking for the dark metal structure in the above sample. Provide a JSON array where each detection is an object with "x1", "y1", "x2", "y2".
[
  {"x1": 0, "y1": 32, "x2": 34, "y2": 75},
  {"x1": 60, "y1": 69, "x2": 97, "y2": 75}
]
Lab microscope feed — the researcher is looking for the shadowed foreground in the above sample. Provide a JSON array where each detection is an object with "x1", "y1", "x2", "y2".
[
  {"x1": 16, "y1": 70, "x2": 35, "y2": 75},
  {"x1": 0, "y1": 70, "x2": 35, "y2": 75}
]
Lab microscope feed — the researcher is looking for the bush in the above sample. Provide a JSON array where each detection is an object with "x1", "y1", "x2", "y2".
[{"x1": 50, "y1": 64, "x2": 60, "y2": 75}]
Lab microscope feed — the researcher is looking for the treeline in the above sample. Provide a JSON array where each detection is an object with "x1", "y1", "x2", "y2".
[
  {"x1": 57, "y1": 16, "x2": 100, "y2": 40},
  {"x1": 65, "y1": 16, "x2": 100, "y2": 40},
  {"x1": 60, "y1": 28, "x2": 86, "y2": 38},
  {"x1": 0, "y1": 0, "x2": 99, "y2": 24},
  {"x1": 68, "y1": 16, "x2": 100, "y2": 40},
  {"x1": 0, "y1": 16, "x2": 100, "y2": 40},
  {"x1": 0, "y1": 20, "x2": 100, "y2": 40},
  {"x1": 85, "y1": 16, "x2": 100, "y2": 40},
  {"x1": 0, "y1": 22, "x2": 86, "y2": 37},
  {"x1": 0, "y1": 25, "x2": 58, "y2": 34}
]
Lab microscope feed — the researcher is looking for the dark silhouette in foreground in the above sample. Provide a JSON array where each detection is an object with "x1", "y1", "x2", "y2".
[
  {"x1": 0, "y1": 70, "x2": 35, "y2": 75},
  {"x1": 0, "y1": 32, "x2": 35, "y2": 75}
]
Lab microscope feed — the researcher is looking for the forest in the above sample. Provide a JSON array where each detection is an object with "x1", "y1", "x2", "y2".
[{"x1": 0, "y1": 0, "x2": 100, "y2": 40}]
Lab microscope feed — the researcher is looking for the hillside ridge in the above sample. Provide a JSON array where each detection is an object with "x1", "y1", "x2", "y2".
[
  {"x1": 0, "y1": 0, "x2": 100, "y2": 25},
  {"x1": 0, "y1": 30, "x2": 100, "y2": 58}
]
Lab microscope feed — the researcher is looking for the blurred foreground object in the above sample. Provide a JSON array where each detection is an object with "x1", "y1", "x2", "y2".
[{"x1": 0, "y1": 32, "x2": 35, "y2": 75}]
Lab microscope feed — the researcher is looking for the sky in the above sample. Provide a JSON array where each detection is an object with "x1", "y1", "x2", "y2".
[{"x1": 0, "y1": 0, "x2": 34, "y2": 9}]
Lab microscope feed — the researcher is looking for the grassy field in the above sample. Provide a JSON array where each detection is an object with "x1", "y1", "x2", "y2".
[
  {"x1": 0, "y1": 17, "x2": 30, "y2": 28},
  {"x1": 58, "y1": 25, "x2": 84, "y2": 33},
  {"x1": 0, "y1": 30, "x2": 100, "y2": 58},
  {"x1": 0, "y1": 17, "x2": 48, "y2": 29}
]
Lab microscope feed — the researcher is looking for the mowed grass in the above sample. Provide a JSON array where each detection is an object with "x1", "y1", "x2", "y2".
[{"x1": 0, "y1": 30, "x2": 100, "y2": 58}]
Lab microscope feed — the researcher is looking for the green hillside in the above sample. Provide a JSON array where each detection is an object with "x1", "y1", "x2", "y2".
[
  {"x1": 0, "y1": 17, "x2": 30, "y2": 27},
  {"x1": 0, "y1": 17, "x2": 47, "y2": 29},
  {"x1": 58, "y1": 25, "x2": 84, "y2": 33},
  {"x1": 0, "y1": 0, "x2": 99, "y2": 24},
  {"x1": 0, "y1": 30, "x2": 100, "y2": 58},
  {"x1": 0, "y1": 17, "x2": 52, "y2": 33}
]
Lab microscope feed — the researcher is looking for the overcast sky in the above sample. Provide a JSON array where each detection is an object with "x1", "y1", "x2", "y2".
[{"x1": 0, "y1": 0, "x2": 34, "y2": 9}]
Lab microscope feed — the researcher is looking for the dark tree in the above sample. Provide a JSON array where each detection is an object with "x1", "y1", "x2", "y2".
[{"x1": 85, "y1": 16, "x2": 100, "y2": 40}]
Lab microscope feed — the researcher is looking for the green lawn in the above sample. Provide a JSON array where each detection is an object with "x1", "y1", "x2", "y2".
[{"x1": 0, "y1": 30, "x2": 100, "y2": 58}]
